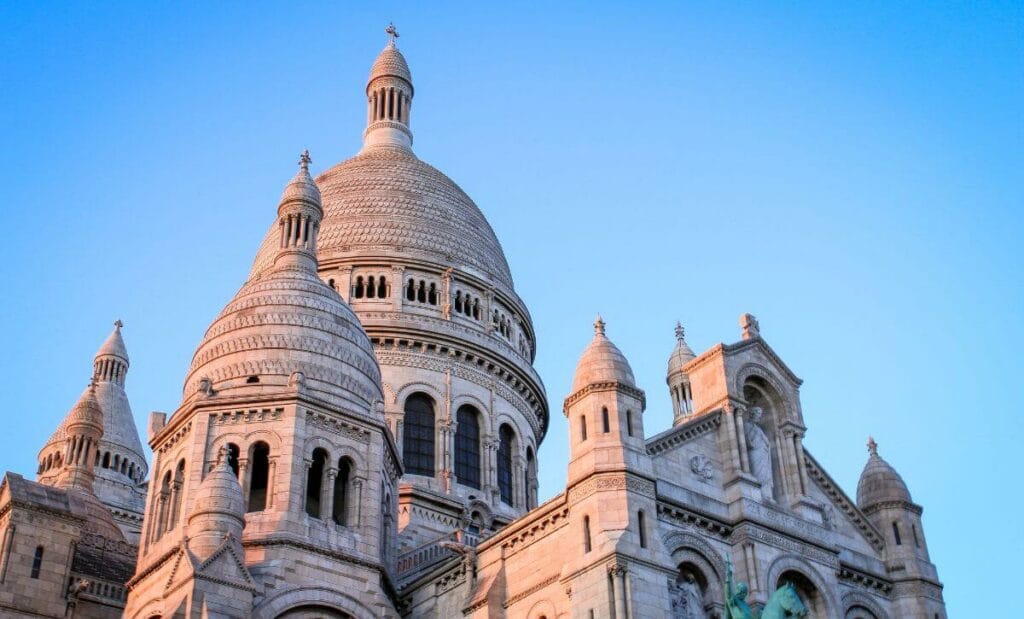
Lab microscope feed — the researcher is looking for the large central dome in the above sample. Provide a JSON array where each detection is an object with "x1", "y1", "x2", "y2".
[{"x1": 250, "y1": 145, "x2": 514, "y2": 288}]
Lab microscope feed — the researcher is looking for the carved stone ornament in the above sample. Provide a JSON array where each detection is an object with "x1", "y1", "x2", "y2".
[{"x1": 690, "y1": 454, "x2": 714, "y2": 481}]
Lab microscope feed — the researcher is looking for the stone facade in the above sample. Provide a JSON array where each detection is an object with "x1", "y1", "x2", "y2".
[{"x1": 0, "y1": 27, "x2": 945, "y2": 619}]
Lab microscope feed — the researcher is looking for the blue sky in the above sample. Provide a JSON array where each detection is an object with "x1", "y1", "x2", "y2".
[{"x1": 1, "y1": 2, "x2": 1020, "y2": 614}]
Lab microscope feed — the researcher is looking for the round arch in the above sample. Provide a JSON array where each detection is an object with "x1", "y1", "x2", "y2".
[
  {"x1": 841, "y1": 590, "x2": 890, "y2": 619},
  {"x1": 527, "y1": 599, "x2": 557, "y2": 619},
  {"x1": 253, "y1": 586, "x2": 381, "y2": 619},
  {"x1": 735, "y1": 363, "x2": 797, "y2": 421},
  {"x1": 764, "y1": 554, "x2": 839, "y2": 618}
]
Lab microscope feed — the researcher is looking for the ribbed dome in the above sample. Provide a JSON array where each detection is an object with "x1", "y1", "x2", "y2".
[
  {"x1": 369, "y1": 41, "x2": 412, "y2": 85},
  {"x1": 857, "y1": 438, "x2": 913, "y2": 508},
  {"x1": 186, "y1": 160, "x2": 383, "y2": 412},
  {"x1": 667, "y1": 322, "x2": 696, "y2": 377},
  {"x1": 280, "y1": 150, "x2": 322, "y2": 205},
  {"x1": 571, "y1": 316, "x2": 636, "y2": 393},
  {"x1": 248, "y1": 146, "x2": 515, "y2": 289}
]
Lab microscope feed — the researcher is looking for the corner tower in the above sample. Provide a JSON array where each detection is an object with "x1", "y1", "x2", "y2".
[{"x1": 248, "y1": 27, "x2": 549, "y2": 557}]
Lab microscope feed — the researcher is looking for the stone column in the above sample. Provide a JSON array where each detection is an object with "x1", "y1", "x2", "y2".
[
  {"x1": 735, "y1": 408, "x2": 750, "y2": 474},
  {"x1": 338, "y1": 266, "x2": 353, "y2": 303},
  {"x1": 442, "y1": 268, "x2": 453, "y2": 320},
  {"x1": 239, "y1": 457, "x2": 252, "y2": 510},
  {"x1": 322, "y1": 467, "x2": 337, "y2": 520},
  {"x1": 391, "y1": 265, "x2": 405, "y2": 311},
  {"x1": 772, "y1": 433, "x2": 792, "y2": 498},
  {"x1": 266, "y1": 456, "x2": 278, "y2": 509},
  {"x1": 722, "y1": 406, "x2": 744, "y2": 478},
  {"x1": 350, "y1": 476, "x2": 365, "y2": 527},
  {"x1": 793, "y1": 433, "x2": 809, "y2": 496},
  {"x1": 610, "y1": 564, "x2": 628, "y2": 619}
]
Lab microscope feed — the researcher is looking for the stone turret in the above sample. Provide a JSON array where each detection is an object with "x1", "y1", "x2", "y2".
[
  {"x1": 666, "y1": 321, "x2": 696, "y2": 424},
  {"x1": 46, "y1": 382, "x2": 104, "y2": 493},
  {"x1": 187, "y1": 447, "x2": 245, "y2": 562},
  {"x1": 857, "y1": 437, "x2": 945, "y2": 616}
]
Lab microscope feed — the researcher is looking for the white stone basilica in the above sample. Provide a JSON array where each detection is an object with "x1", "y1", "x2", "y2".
[{"x1": 0, "y1": 29, "x2": 945, "y2": 619}]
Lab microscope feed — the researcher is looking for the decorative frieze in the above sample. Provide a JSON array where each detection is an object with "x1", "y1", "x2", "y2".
[{"x1": 305, "y1": 410, "x2": 372, "y2": 444}]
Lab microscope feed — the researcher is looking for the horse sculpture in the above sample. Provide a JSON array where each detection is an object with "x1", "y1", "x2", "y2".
[{"x1": 724, "y1": 558, "x2": 808, "y2": 619}]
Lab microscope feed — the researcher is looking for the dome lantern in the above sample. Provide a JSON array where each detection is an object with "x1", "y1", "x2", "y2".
[
  {"x1": 363, "y1": 23, "x2": 414, "y2": 150},
  {"x1": 667, "y1": 321, "x2": 696, "y2": 424}
]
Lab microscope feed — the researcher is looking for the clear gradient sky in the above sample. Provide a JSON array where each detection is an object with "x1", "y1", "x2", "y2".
[{"x1": 1, "y1": 3, "x2": 1021, "y2": 614}]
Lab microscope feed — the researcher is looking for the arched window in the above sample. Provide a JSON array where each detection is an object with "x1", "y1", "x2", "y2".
[
  {"x1": 626, "y1": 410, "x2": 634, "y2": 437},
  {"x1": 455, "y1": 405, "x2": 481, "y2": 489},
  {"x1": 366, "y1": 275, "x2": 376, "y2": 298},
  {"x1": 406, "y1": 278, "x2": 415, "y2": 301},
  {"x1": 526, "y1": 446, "x2": 536, "y2": 509},
  {"x1": 247, "y1": 442, "x2": 270, "y2": 512},
  {"x1": 417, "y1": 280, "x2": 426, "y2": 303},
  {"x1": 637, "y1": 510, "x2": 647, "y2": 548},
  {"x1": 602, "y1": 407, "x2": 610, "y2": 433},
  {"x1": 583, "y1": 516, "x2": 592, "y2": 553},
  {"x1": 377, "y1": 276, "x2": 387, "y2": 298},
  {"x1": 333, "y1": 457, "x2": 351, "y2": 525},
  {"x1": 892, "y1": 521, "x2": 902, "y2": 545},
  {"x1": 305, "y1": 448, "x2": 328, "y2": 518},
  {"x1": 454, "y1": 291, "x2": 463, "y2": 313},
  {"x1": 169, "y1": 459, "x2": 185, "y2": 530},
  {"x1": 427, "y1": 283, "x2": 438, "y2": 305},
  {"x1": 354, "y1": 276, "x2": 365, "y2": 299},
  {"x1": 778, "y1": 571, "x2": 826, "y2": 618},
  {"x1": 580, "y1": 415, "x2": 588, "y2": 441},
  {"x1": 403, "y1": 394, "x2": 436, "y2": 476},
  {"x1": 30, "y1": 546, "x2": 43, "y2": 579},
  {"x1": 121, "y1": 459, "x2": 128, "y2": 474},
  {"x1": 226, "y1": 443, "x2": 240, "y2": 477},
  {"x1": 498, "y1": 424, "x2": 515, "y2": 506},
  {"x1": 157, "y1": 471, "x2": 172, "y2": 538}
]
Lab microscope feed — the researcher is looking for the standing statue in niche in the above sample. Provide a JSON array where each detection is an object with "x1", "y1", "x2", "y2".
[
  {"x1": 745, "y1": 407, "x2": 775, "y2": 502},
  {"x1": 673, "y1": 571, "x2": 707, "y2": 619}
]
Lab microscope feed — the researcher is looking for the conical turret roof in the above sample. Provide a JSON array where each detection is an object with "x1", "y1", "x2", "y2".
[
  {"x1": 571, "y1": 316, "x2": 636, "y2": 393},
  {"x1": 667, "y1": 322, "x2": 696, "y2": 377},
  {"x1": 95, "y1": 320, "x2": 128, "y2": 362},
  {"x1": 857, "y1": 437, "x2": 913, "y2": 508}
]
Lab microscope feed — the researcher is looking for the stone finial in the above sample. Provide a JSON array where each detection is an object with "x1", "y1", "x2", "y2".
[
  {"x1": 675, "y1": 321, "x2": 685, "y2": 341},
  {"x1": 114, "y1": 319, "x2": 123, "y2": 331},
  {"x1": 215, "y1": 445, "x2": 230, "y2": 466},
  {"x1": 867, "y1": 436, "x2": 878, "y2": 456},
  {"x1": 299, "y1": 149, "x2": 311, "y2": 172},
  {"x1": 740, "y1": 313, "x2": 760, "y2": 340},
  {"x1": 594, "y1": 314, "x2": 606, "y2": 336},
  {"x1": 385, "y1": 22, "x2": 400, "y2": 46}
]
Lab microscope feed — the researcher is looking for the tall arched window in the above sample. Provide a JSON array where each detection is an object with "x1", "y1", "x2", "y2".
[
  {"x1": 580, "y1": 415, "x2": 588, "y2": 441},
  {"x1": 637, "y1": 510, "x2": 647, "y2": 548},
  {"x1": 157, "y1": 471, "x2": 172, "y2": 538},
  {"x1": 602, "y1": 407, "x2": 610, "y2": 433},
  {"x1": 498, "y1": 424, "x2": 515, "y2": 506},
  {"x1": 169, "y1": 459, "x2": 185, "y2": 529},
  {"x1": 305, "y1": 448, "x2": 328, "y2": 518},
  {"x1": 526, "y1": 446, "x2": 536, "y2": 509},
  {"x1": 247, "y1": 442, "x2": 270, "y2": 512},
  {"x1": 455, "y1": 405, "x2": 481, "y2": 489},
  {"x1": 226, "y1": 443, "x2": 240, "y2": 477},
  {"x1": 582, "y1": 516, "x2": 592, "y2": 553},
  {"x1": 30, "y1": 546, "x2": 43, "y2": 579},
  {"x1": 403, "y1": 394, "x2": 436, "y2": 476},
  {"x1": 626, "y1": 410, "x2": 634, "y2": 437},
  {"x1": 333, "y1": 457, "x2": 351, "y2": 525}
]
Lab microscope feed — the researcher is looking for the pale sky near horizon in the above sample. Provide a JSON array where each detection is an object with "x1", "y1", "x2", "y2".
[{"x1": 1, "y1": 3, "x2": 1021, "y2": 615}]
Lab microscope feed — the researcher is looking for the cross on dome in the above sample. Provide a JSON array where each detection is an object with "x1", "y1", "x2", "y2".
[
  {"x1": 385, "y1": 22, "x2": 399, "y2": 46},
  {"x1": 114, "y1": 319, "x2": 123, "y2": 331},
  {"x1": 867, "y1": 436, "x2": 878, "y2": 455},
  {"x1": 675, "y1": 321, "x2": 685, "y2": 341},
  {"x1": 299, "y1": 149, "x2": 311, "y2": 172},
  {"x1": 594, "y1": 314, "x2": 606, "y2": 336}
]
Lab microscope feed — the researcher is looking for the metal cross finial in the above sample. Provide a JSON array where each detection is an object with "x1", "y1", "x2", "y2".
[
  {"x1": 114, "y1": 319, "x2": 123, "y2": 331},
  {"x1": 867, "y1": 436, "x2": 878, "y2": 455},
  {"x1": 299, "y1": 149, "x2": 311, "y2": 171},
  {"x1": 594, "y1": 314, "x2": 606, "y2": 336},
  {"x1": 675, "y1": 321, "x2": 685, "y2": 341},
  {"x1": 385, "y1": 22, "x2": 399, "y2": 45}
]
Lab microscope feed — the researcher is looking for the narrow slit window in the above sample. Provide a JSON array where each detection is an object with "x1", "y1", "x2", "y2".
[
  {"x1": 602, "y1": 407, "x2": 610, "y2": 433},
  {"x1": 892, "y1": 521, "x2": 902, "y2": 545},
  {"x1": 30, "y1": 546, "x2": 43, "y2": 579}
]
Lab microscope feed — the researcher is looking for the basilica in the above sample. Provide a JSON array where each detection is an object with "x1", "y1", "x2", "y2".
[{"x1": 0, "y1": 30, "x2": 945, "y2": 619}]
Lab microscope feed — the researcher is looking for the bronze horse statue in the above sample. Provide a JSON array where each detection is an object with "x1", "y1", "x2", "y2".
[{"x1": 725, "y1": 558, "x2": 808, "y2": 619}]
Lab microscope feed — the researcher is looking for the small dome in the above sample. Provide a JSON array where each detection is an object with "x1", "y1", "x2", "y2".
[
  {"x1": 95, "y1": 320, "x2": 128, "y2": 362},
  {"x1": 188, "y1": 450, "x2": 245, "y2": 525},
  {"x1": 280, "y1": 150, "x2": 321, "y2": 207},
  {"x1": 667, "y1": 322, "x2": 696, "y2": 377},
  {"x1": 40, "y1": 384, "x2": 103, "y2": 460},
  {"x1": 369, "y1": 40, "x2": 412, "y2": 85},
  {"x1": 570, "y1": 316, "x2": 636, "y2": 393},
  {"x1": 857, "y1": 438, "x2": 913, "y2": 508},
  {"x1": 69, "y1": 489, "x2": 126, "y2": 540}
]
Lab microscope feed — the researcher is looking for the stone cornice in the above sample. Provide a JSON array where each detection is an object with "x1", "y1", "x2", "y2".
[
  {"x1": 837, "y1": 563, "x2": 893, "y2": 596},
  {"x1": 803, "y1": 450, "x2": 886, "y2": 552},
  {"x1": 860, "y1": 499, "x2": 923, "y2": 516},
  {"x1": 646, "y1": 410, "x2": 722, "y2": 455},
  {"x1": 723, "y1": 337, "x2": 803, "y2": 386},
  {"x1": 562, "y1": 381, "x2": 646, "y2": 415}
]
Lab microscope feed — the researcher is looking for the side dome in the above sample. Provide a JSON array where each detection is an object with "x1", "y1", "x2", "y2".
[
  {"x1": 857, "y1": 437, "x2": 913, "y2": 508},
  {"x1": 571, "y1": 316, "x2": 636, "y2": 393},
  {"x1": 188, "y1": 450, "x2": 245, "y2": 526},
  {"x1": 184, "y1": 156, "x2": 383, "y2": 411}
]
